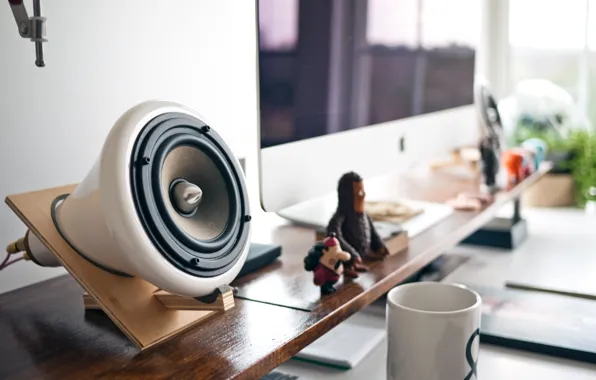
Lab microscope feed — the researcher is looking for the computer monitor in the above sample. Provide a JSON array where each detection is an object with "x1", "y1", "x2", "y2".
[{"x1": 257, "y1": 0, "x2": 483, "y2": 214}]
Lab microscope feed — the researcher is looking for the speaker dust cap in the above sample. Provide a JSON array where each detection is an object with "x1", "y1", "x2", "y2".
[{"x1": 130, "y1": 113, "x2": 250, "y2": 278}]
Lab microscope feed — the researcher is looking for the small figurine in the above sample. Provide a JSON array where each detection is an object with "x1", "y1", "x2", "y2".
[
  {"x1": 501, "y1": 150, "x2": 524, "y2": 190},
  {"x1": 327, "y1": 172, "x2": 389, "y2": 278},
  {"x1": 479, "y1": 138, "x2": 500, "y2": 193},
  {"x1": 522, "y1": 138, "x2": 547, "y2": 169},
  {"x1": 476, "y1": 83, "x2": 506, "y2": 194},
  {"x1": 512, "y1": 147, "x2": 535, "y2": 177},
  {"x1": 304, "y1": 233, "x2": 351, "y2": 295}
]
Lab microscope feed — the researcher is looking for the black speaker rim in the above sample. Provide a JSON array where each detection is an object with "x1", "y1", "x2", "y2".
[{"x1": 130, "y1": 112, "x2": 250, "y2": 278}]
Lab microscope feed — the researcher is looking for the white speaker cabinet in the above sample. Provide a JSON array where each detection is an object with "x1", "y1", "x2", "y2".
[{"x1": 5, "y1": 184, "x2": 236, "y2": 350}]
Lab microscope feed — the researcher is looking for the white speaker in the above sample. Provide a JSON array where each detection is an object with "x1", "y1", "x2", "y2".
[{"x1": 20, "y1": 100, "x2": 251, "y2": 298}]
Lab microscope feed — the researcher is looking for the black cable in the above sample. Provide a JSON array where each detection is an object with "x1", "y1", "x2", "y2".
[
  {"x1": 1, "y1": 257, "x2": 23, "y2": 270},
  {"x1": 0, "y1": 252, "x2": 11, "y2": 270},
  {"x1": 50, "y1": 193, "x2": 132, "y2": 278}
]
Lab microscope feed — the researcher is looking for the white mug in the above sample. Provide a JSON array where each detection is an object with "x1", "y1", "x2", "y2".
[{"x1": 386, "y1": 282, "x2": 482, "y2": 380}]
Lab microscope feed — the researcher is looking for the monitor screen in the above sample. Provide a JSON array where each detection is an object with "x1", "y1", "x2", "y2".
[{"x1": 257, "y1": 0, "x2": 480, "y2": 149}]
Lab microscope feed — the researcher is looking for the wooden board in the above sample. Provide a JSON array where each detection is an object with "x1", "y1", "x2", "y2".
[
  {"x1": 155, "y1": 289, "x2": 235, "y2": 311},
  {"x1": 5, "y1": 184, "x2": 227, "y2": 350},
  {"x1": 384, "y1": 231, "x2": 409, "y2": 256},
  {"x1": 83, "y1": 289, "x2": 235, "y2": 311},
  {"x1": 82, "y1": 292, "x2": 102, "y2": 310},
  {"x1": 365, "y1": 201, "x2": 424, "y2": 224}
]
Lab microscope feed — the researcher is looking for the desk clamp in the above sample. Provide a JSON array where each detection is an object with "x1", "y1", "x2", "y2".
[{"x1": 7, "y1": 0, "x2": 47, "y2": 67}]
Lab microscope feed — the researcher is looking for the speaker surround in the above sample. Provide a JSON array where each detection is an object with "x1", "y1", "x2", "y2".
[{"x1": 27, "y1": 100, "x2": 253, "y2": 298}]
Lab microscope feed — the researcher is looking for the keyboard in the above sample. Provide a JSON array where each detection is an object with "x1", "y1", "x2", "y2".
[{"x1": 260, "y1": 371, "x2": 299, "y2": 380}]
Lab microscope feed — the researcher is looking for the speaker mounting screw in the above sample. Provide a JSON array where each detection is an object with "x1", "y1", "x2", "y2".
[
  {"x1": 244, "y1": 215, "x2": 252, "y2": 222},
  {"x1": 190, "y1": 258, "x2": 200, "y2": 266},
  {"x1": 142, "y1": 156, "x2": 151, "y2": 165},
  {"x1": 201, "y1": 125, "x2": 211, "y2": 133}
]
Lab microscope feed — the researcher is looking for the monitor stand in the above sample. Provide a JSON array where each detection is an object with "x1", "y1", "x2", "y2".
[{"x1": 277, "y1": 193, "x2": 454, "y2": 239}]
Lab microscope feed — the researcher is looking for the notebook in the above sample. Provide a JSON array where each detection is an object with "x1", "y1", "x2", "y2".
[
  {"x1": 293, "y1": 322, "x2": 385, "y2": 370},
  {"x1": 468, "y1": 284, "x2": 596, "y2": 363}
]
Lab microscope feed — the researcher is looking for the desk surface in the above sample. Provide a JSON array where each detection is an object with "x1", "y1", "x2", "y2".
[{"x1": 0, "y1": 166, "x2": 550, "y2": 380}]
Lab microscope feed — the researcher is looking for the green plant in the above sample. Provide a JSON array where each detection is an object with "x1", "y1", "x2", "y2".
[{"x1": 565, "y1": 129, "x2": 596, "y2": 207}]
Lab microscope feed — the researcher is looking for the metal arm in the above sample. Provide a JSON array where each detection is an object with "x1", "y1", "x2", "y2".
[{"x1": 8, "y1": 0, "x2": 47, "y2": 67}]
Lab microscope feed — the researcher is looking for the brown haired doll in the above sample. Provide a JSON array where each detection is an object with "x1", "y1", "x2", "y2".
[{"x1": 326, "y1": 172, "x2": 389, "y2": 278}]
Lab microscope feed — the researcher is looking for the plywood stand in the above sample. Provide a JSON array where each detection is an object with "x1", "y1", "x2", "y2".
[
  {"x1": 82, "y1": 289, "x2": 234, "y2": 312},
  {"x1": 5, "y1": 184, "x2": 236, "y2": 351}
]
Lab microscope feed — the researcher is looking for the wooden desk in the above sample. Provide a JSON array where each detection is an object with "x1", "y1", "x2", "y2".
[{"x1": 0, "y1": 166, "x2": 550, "y2": 380}]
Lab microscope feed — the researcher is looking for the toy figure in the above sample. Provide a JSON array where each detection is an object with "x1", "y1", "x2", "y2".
[
  {"x1": 476, "y1": 84, "x2": 506, "y2": 194},
  {"x1": 522, "y1": 138, "x2": 547, "y2": 169},
  {"x1": 327, "y1": 172, "x2": 389, "y2": 278},
  {"x1": 512, "y1": 147, "x2": 535, "y2": 177},
  {"x1": 304, "y1": 233, "x2": 351, "y2": 295},
  {"x1": 501, "y1": 150, "x2": 524, "y2": 190},
  {"x1": 479, "y1": 138, "x2": 500, "y2": 192}
]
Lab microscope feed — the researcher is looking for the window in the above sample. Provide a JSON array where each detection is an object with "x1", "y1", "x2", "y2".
[
  {"x1": 258, "y1": 0, "x2": 299, "y2": 51},
  {"x1": 509, "y1": 0, "x2": 594, "y2": 127},
  {"x1": 364, "y1": 0, "x2": 481, "y2": 122},
  {"x1": 257, "y1": 0, "x2": 481, "y2": 146}
]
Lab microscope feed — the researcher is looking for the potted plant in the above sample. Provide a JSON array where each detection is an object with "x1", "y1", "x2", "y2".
[
  {"x1": 498, "y1": 79, "x2": 595, "y2": 208},
  {"x1": 512, "y1": 125, "x2": 596, "y2": 208}
]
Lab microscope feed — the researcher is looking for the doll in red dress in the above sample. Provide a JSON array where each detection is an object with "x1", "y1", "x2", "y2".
[{"x1": 304, "y1": 233, "x2": 351, "y2": 295}]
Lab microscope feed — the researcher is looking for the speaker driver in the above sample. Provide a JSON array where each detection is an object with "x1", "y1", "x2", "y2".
[{"x1": 130, "y1": 112, "x2": 249, "y2": 278}]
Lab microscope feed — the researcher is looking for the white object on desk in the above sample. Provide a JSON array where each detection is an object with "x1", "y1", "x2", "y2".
[
  {"x1": 386, "y1": 283, "x2": 481, "y2": 380},
  {"x1": 278, "y1": 193, "x2": 453, "y2": 238},
  {"x1": 294, "y1": 322, "x2": 385, "y2": 370}
]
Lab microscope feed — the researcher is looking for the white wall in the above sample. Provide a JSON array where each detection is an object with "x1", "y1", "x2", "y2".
[{"x1": 0, "y1": 0, "x2": 260, "y2": 293}]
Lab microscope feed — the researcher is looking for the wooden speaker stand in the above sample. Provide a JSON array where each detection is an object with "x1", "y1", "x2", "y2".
[{"x1": 5, "y1": 184, "x2": 236, "y2": 350}]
